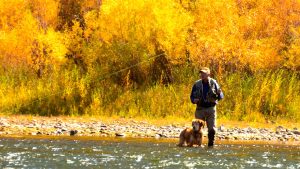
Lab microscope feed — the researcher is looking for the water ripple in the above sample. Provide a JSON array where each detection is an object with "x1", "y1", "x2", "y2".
[{"x1": 0, "y1": 138, "x2": 299, "y2": 168}]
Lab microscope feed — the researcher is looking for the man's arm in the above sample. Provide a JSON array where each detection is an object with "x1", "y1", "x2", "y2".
[
  {"x1": 190, "y1": 84, "x2": 199, "y2": 104},
  {"x1": 215, "y1": 82, "x2": 224, "y2": 100}
]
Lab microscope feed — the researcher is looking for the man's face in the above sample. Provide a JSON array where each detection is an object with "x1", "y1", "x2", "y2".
[{"x1": 200, "y1": 72, "x2": 209, "y2": 80}]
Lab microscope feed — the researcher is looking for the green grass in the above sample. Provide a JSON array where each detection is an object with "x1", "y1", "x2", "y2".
[{"x1": 0, "y1": 66, "x2": 299, "y2": 123}]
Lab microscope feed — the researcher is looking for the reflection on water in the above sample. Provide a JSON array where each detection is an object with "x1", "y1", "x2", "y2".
[{"x1": 0, "y1": 137, "x2": 299, "y2": 168}]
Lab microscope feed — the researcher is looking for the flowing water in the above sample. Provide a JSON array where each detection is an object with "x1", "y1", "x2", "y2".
[{"x1": 0, "y1": 136, "x2": 299, "y2": 169}]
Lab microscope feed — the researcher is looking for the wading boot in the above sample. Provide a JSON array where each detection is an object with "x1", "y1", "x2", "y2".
[{"x1": 208, "y1": 130, "x2": 215, "y2": 147}]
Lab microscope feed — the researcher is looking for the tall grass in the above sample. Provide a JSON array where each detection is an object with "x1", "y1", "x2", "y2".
[
  {"x1": 0, "y1": 66, "x2": 299, "y2": 122},
  {"x1": 219, "y1": 70, "x2": 300, "y2": 122}
]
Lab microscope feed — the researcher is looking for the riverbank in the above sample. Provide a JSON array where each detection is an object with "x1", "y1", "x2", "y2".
[{"x1": 0, "y1": 115, "x2": 299, "y2": 145}]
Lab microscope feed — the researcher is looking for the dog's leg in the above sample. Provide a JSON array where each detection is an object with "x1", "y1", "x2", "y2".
[
  {"x1": 187, "y1": 136, "x2": 194, "y2": 147},
  {"x1": 199, "y1": 132, "x2": 203, "y2": 146},
  {"x1": 193, "y1": 136, "x2": 199, "y2": 147}
]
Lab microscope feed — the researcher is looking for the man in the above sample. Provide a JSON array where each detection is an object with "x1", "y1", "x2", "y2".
[{"x1": 190, "y1": 67, "x2": 224, "y2": 147}]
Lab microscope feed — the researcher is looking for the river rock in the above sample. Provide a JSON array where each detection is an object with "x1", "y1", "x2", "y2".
[
  {"x1": 293, "y1": 131, "x2": 300, "y2": 135},
  {"x1": 27, "y1": 124, "x2": 36, "y2": 128},
  {"x1": 0, "y1": 119, "x2": 9, "y2": 127},
  {"x1": 155, "y1": 134, "x2": 161, "y2": 138},
  {"x1": 225, "y1": 136, "x2": 233, "y2": 140},
  {"x1": 70, "y1": 130, "x2": 78, "y2": 136},
  {"x1": 115, "y1": 132, "x2": 126, "y2": 137},
  {"x1": 218, "y1": 125, "x2": 226, "y2": 132},
  {"x1": 61, "y1": 128, "x2": 68, "y2": 132},
  {"x1": 276, "y1": 126, "x2": 285, "y2": 132},
  {"x1": 56, "y1": 130, "x2": 62, "y2": 135},
  {"x1": 259, "y1": 128, "x2": 269, "y2": 133}
]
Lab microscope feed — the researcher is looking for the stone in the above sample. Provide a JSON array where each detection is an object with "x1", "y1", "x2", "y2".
[
  {"x1": 218, "y1": 125, "x2": 226, "y2": 132},
  {"x1": 115, "y1": 133, "x2": 126, "y2": 137},
  {"x1": 218, "y1": 136, "x2": 225, "y2": 140},
  {"x1": 54, "y1": 125, "x2": 61, "y2": 129},
  {"x1": 283, "y1": 135, "x2": 289, "y2": 139},
  {"x1": 276, "y1": 126, "x2": 285, "y2": 132},
  {"x1": 293, "y1": 131, "x2": 300, "y2": 135},
  {"x1": 70, "y1": 130, "x2": 78, "y2": 136},
  {"x1": 225, "y1": 136, "x2": 232, "y2": 140}
]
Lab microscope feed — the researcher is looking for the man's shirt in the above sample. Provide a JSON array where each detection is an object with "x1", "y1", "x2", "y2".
[{"x1": 190, "y1": 78, "x2": 224, "y2": 108}]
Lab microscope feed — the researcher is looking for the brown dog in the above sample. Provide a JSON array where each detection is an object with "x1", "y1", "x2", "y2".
[{"x1": 178, "y1": 119, "x2": 205, "y2": 147}]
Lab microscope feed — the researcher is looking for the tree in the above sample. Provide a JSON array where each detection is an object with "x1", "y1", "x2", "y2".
[
  {"x1": 83, "y1": 0, "x2": 193, "y2": 83},
  {"x1": 0, "y1": 0, "x2": 67, "y2": 76}
]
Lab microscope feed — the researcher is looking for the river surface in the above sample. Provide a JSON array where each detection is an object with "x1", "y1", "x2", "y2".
[{"x1": 0, "y1": 136, "x2": 299, "y2": 169}]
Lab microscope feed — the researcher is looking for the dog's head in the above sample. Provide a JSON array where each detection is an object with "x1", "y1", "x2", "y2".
[{"x1": 192, "y1": 119, "x2": 205, "y2": 131}]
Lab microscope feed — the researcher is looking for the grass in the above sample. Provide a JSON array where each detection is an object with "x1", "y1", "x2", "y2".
[
  {"x1": 218, "y1": 70, "x2": 300, "y2": 122},
  {"x1": 0, "y1": 66, "x2": 299, "y2": 123}
]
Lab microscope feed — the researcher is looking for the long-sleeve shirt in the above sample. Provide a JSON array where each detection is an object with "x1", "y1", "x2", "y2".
[{"x1": 190, "y1": 78, "x2": 224, "y2": 108}]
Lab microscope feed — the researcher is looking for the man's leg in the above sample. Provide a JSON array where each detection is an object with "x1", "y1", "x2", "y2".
[
  {"x1": 206, "y1": 106, "x2": 216, "y2": 147},
  {"x1": 195, "y1": 108, "x2": 205, "y2": 121}
]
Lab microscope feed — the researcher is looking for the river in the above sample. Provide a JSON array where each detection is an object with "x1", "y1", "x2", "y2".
[{"x1": 0, "y1": 136, "x2": 299, "y2": 168}]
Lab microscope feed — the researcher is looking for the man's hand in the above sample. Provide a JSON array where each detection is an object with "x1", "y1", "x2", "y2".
[{"x1": 193, "y1": 99, "x2": 199, "y2": 104}]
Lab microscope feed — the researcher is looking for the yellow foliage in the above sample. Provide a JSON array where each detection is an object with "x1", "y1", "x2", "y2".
[
  {"x1": 284, "y1": 27, "x2": 300, "y2": 71},
  {"x1": 1, "y1": 0, "x2": 300, "y2": 72},
  {"x1": 36, "y1": 28, "x2": 68, "y2": 63},
  {"x1": 0, "y1": 9, "x2": 39, "y2": 66},
  {"x1": 63, "y1": 21, "x2": 85, "y2": 61},
  {"x1": 0, "y1": 0, "x2": 300, "y2": 120},
  {"x1": 0, "y1": 0, "x2": 66, "y2": 71},
  {"x1": 0, "y1": 0, "x2": 27, "y2": 29},
  {"x1": 27, "y1": 0, "x2": 59, "y2": 28},
  {"x1": 188, "y1": 0, "x2": 300, "y2": 71},
  {"x1": 85, "y1": 0, "x2": 193, "y2": 59}
]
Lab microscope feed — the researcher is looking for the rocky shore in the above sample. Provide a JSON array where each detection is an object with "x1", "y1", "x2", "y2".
[{"x1": 0, "y1": 116, "x2": 299, "y2": 143}]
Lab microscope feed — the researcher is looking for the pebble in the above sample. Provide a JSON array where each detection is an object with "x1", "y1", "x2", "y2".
[
  {"x1": 218, "y1": 125, "x2": 226, "y2": 132},
  {"x1": 0, "y1": 118, "x2": 299, "y2": 143},
  {"x1": 115, "y1": 133, "x2": 126, "y2": 137}
]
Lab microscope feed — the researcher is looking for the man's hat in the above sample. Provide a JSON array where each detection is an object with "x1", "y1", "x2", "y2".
[{"x1": 199, "y1": 67, "x2": 210, "y2": 74}]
